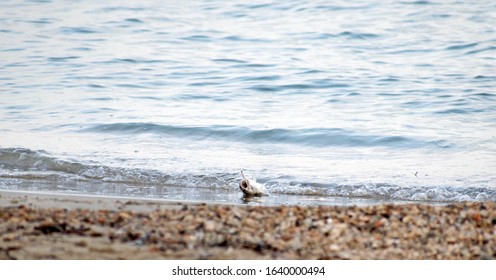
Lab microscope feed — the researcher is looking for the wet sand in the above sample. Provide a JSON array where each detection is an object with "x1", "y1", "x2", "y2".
[{"x1": 1, "y1": 190, "x2": 495, "y2": 259}]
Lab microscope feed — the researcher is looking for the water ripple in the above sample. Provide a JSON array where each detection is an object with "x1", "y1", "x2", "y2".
[
  {"x1": 1, "y1": 0, "x2": 495, "y2": 201},
  {"x1": 82, "y1": 123, "x2": 452, "y2": 149},
  {"x1": 59, "y1": 27, "x2": 100, "y2": 34}
]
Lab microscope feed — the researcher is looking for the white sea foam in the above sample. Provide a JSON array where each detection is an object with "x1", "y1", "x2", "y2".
[{"x1": 1, "y1": 148, "x2": 495, "y2": 204}]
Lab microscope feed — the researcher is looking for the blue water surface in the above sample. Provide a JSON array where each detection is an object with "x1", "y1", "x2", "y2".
[{"x1": 1, "y1": 0, "x2": 495, "y2": 204}]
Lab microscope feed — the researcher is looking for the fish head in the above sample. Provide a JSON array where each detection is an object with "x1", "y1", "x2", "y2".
[
  {"x1": 239, "y1": 178, "x2": 253, "y2": 195},
  {"x1": 239, "y1": 178, "x2": 264, "y2": 196}
]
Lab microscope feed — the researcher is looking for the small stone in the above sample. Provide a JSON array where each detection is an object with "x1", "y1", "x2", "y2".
[
  {"x1": 242, "y1": 218, "x2": 258, "y2": 228},
  {"x1": 75, "y1": 240, "x2": 87, "y2": 247},
  {"x1": 89, "y1": 228, "x2": 105, "y2": 237},
  {"x1": 203, "y1": 221, "x2": 215, "y2": 231},
  {"x1": 118, "y1": 212, "x2": 132, "y2": 220},
  {"x1": 473, "y1": 212, "x2": 482, "y2": 223},
  {"x1": 329, "y1": 244, "x2": 340, "y2": 252},
  {"x1": 8, "y1": 217, "x2": 21, "y2": 224},
  {"x1": 3, "y1": 233, "x2": 16, "y2": 242},
  {"x1": 281, "y1": 234, "x2": 293, "y2": 241},
  {"x1": 35, "y1": 220, "x2": 63, "y2": 234}
]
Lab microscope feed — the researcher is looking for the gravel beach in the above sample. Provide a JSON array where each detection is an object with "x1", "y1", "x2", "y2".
[{"x1": 1, "y1": 191, "x2": 495, "y2": 259}]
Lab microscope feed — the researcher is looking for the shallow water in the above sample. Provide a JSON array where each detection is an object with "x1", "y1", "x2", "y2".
[{"x1": 1, "y1": 0, "x2": 496, "y2": 205}]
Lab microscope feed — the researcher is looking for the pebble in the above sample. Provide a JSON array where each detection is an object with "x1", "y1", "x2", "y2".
[{"x1": 0, "y1": 202, "x2": 495, "y2": 259}]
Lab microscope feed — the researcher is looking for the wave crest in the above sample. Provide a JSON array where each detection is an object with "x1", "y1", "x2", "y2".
[{"x1": 1, "y1": 148, "x2": 494, "y2": 203}]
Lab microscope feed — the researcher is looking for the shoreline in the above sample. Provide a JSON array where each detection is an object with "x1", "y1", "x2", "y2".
[
  {"x1": 1, "y1": 190, "x2": 495, "y2": 259},
  {"x1": 0, "y1": 190, "x2": 237, "y2": 212}
]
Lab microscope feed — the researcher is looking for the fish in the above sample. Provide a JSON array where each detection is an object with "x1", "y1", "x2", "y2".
[{"x1": 239, "y1": 170, "x2": 266, "y2": 196}]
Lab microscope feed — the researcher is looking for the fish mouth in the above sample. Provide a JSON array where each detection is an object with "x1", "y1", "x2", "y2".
[
  {"x1": 239, "y1": 179, "x2": 249, "y2": 192},
  {"x1": 239, "y1": 179, "x2": 262, "y2": 196}
]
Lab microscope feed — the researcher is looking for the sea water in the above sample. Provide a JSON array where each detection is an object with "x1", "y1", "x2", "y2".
[{"x1": 1, "y1": 0, "x2": 495, "y2": 205}]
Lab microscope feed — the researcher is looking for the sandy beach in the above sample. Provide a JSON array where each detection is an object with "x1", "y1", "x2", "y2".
[{"x1": 1, "y1": 190, "x2": 495, "y2": 260}]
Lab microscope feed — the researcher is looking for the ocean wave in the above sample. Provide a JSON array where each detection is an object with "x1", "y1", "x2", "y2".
[
  {"x1": 265, "y1": 181, "x2": 496, "y2": 203},
  {"x1": 0, "y1": 147, "x2": 226, "y2": 188},
  {"x1": 81, "y1": 123, "x2": 452, "y2": 149},
  {"x1": 1, "y1": 147, "x2": 494, "y2": 203}
]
